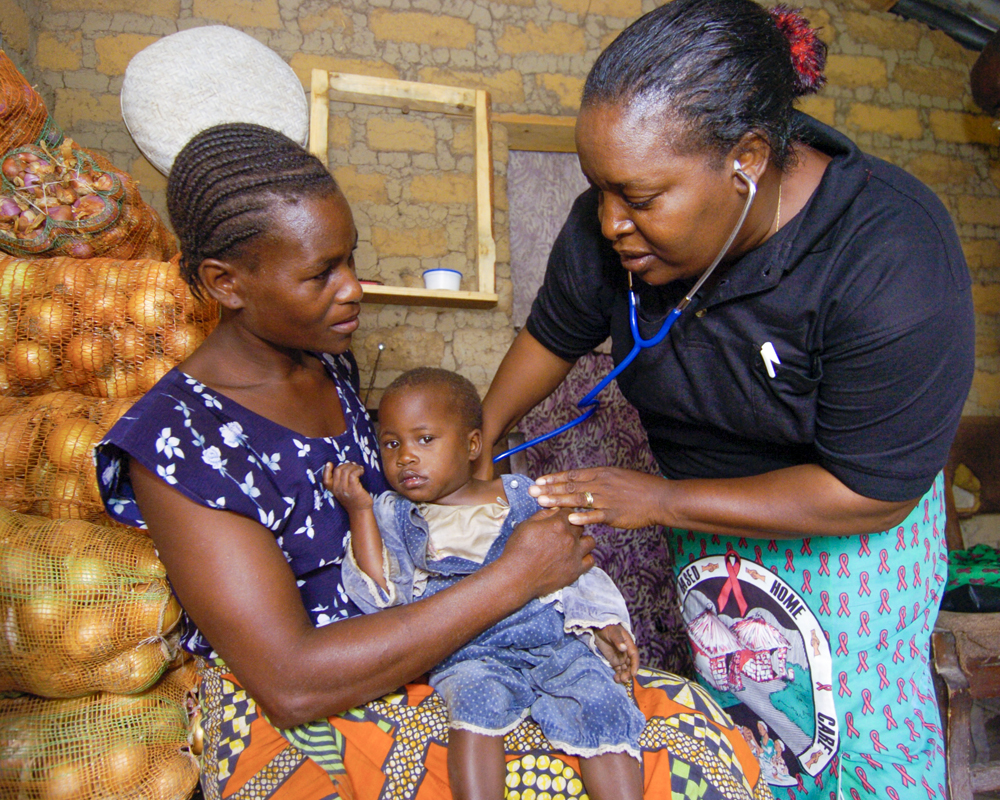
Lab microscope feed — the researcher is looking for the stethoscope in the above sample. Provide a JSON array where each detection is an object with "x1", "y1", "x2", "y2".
[{"x1": 494, "y1": 162, "x2": 758, "y2": 463}]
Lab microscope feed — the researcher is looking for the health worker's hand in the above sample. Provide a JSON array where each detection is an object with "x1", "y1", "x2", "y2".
[{"x1": 529, "y1": 467, "x2": 669, "y2": 529}]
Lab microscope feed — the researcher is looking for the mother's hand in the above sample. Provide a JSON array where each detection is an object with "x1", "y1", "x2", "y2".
[
  {"x1": 501, "y1": 507, "x2": 596, "y2": 596},
  {"x1": 528, "y1": 467, "x2": 670, "y2": 529}
]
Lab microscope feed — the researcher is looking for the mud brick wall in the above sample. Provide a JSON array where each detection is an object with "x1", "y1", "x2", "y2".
[{"x1": 4, "y1": 0, "x2": 999, "y2": 411}]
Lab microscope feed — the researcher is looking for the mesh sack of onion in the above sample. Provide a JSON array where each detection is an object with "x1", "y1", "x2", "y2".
[
  {"x1": 0, "y1": 136, "x2": 177, "y2": 262},
  {"x1": 0, "y1": 508, "x2": 182, "y2": 699},
  {"x1": 0, "y1": 255, "x2": 217, "y2": 398},
  {"x1": 0, "y1": 660, "x2": 201, "y2": 800},
  {"x1": 0, "y1": 391, "x2": 137, "y2": 524},
  {"x1": 0, "y1": 53, "x2": 52, "y2": 158}
]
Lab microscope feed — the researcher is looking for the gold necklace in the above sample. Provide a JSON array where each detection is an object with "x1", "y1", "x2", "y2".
[{"x1": 774, "y1": 180, "x2": 783, "y2": 232}]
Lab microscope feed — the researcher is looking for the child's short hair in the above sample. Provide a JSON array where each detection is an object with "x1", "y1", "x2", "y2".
[{"x1": 382, "y1": 368, "x2": 482, "y2": 431}]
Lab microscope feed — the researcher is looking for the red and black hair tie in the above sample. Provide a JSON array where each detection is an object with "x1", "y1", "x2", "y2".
[{"x1": 769, "y1": 5, "x2": 828, "y2": 95}]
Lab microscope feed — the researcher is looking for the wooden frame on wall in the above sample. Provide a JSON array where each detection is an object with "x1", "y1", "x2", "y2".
[{"x1": 309, "y1": 69, "x2": 498, "y2": 309}]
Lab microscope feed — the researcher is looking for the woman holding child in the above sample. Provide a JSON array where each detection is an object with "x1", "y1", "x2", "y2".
[
  {"x1": 478, "y1": 0, "x2": 975, "y2": 798},
  {"x1": 96, "y1": 122, "x2": 770, "y2": 799}
]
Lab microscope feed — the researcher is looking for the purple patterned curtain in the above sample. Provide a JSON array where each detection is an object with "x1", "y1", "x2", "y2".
[{"x1": 519, "y1": 352, "x2": 693, "y2": 677}]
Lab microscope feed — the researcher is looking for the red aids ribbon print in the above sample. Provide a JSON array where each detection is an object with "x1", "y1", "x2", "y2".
[
  {"x1": 801, "y1": 538, "x2": 812, "y2": 555},
  {"x1": 838, "y1": 671, "x2": 851, "y2": 697},
  {"x1": 837, "y1": 632, "x2": 849, "y2": 655},
  {"x1": 838, "y1": 593, "x2": 851, "y2": 617},
  {"x1": 784, "y1": 549, "x2": 795, "y2": 571},
  {"x1": 883, "y1": 705, "x2": 898, "y2": 729},
  {"x1": 716, "y1": 546, "x2": 749, "y2": 616},
  {"x1": 904, "y1": 717, "x2": 920, "y2": 741},
  {"x1": 858, "y1": 571, "x2": 871, "y2": 597},
  {"x1": 893, "y1": 763, "x2": 916, "y2": 788},
  {"x1": 857, "y1": 650, "x2": 869, "y2": 673},
  {"x1": 819, "y1": 590, "x2": 831, "y2": 615},
  {"x1": 878, "y1": 549, "x2": 890, "y2": 574},
  {"x1": 860, "y1": 752, "x2": 883, "y2": 770},
  {"x1": 845, "y1": 712, "x2": 859, "y2": 737},
  {"x1": 897, "y1": 565, "x2": 908, "y2": 591},
  {"x1": 911, "y1": 522, "x2": 920, "y2": 547},
  {"x1": 858, "y1": 610, "x2": 871, "y2": 636},
  {"x1": 897, "y1": 678, "x2": 908, "y2": 703},
  {"x1": 896, "y1": 528, "x2": 906, "y2": 551},
  {"x1": 877, "y1": 663, "x2": 889, "y2": 689},
  {"x1": 862, "y1": 688, "x2": 874, "y2": 714},
  {"x1": 855, "y1": 767, "x2": 875, "y2": 792},
  {"x1": 897, "y1": 743, "x2": 919, "y2": 763},
  {"x1": 838, "y1": 553, "x2": 850, "y2": 578},
  {"x1": 858, "y1": 533, "x2": 871, "y2": 557},
  {"x1": 871, "y1": 730, "x2": 888, "y2": 753},
  {"x1": 801, "y1": 569, "x2": 812, "y2": 593},
  {"x1": 878, "y1": 589, "x2": 891, "y2": 615},
  {"x1": 818, "y1": 551, "x2": 830, "y2": 575}
]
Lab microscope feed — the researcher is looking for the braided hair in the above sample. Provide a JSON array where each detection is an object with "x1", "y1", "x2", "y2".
[
  {"x1": 381, "y1": 367, "x2": 483, "y2": 433},
  {"x1": 166, "y1": 122, "x2": 339, "y2": 299},
  {"x1": 582, "y1": 0, "x2": 826, "y2": 170}
]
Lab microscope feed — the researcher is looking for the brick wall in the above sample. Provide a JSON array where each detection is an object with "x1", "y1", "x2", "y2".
[{"x1": 9, "y1": 0, "x2": 1000, "y2": 412}]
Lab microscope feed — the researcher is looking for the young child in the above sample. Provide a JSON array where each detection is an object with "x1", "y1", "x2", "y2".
[{"x1": 324, "y1": 367, "x2": 646, "y2": 800}]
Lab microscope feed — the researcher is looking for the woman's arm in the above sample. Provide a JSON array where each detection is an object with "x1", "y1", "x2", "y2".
[
  {"x1": 528, "y1": 463, "x2": 919, "y2": 539},
  {"x1": 130, "y1": 461, "x2": 594, "y2": 728},
  {"x1": 475, "y1": 329, "x2": 575, "y2": 479}
]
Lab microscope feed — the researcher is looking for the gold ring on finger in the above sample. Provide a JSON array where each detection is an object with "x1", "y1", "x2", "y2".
[{"x1": 584, "y1": 491, "x2": 594, "y2": 509}]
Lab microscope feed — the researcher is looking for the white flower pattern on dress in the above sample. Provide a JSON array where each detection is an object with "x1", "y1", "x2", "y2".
[
  {"x1": 155, "y1": 428, "x2": 184, "y2": 459},
  {"x1": 220, "y1": 422, "x2": 247, "y2": 448}
]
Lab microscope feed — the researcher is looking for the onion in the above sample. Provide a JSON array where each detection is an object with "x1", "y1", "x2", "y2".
[
  {"x1": 66, "y1": 240, "x2": 95, "y2": 259},
  {"x1": 9, "y1": 341, "x2": 55, "y2": 383},
  {"x1": 96, "y1": 741, "x2": 147, "y2": 795},
  {"x1": 46, "y1": 363, "x2": 89, "y2": 391},
  {"x1": 17, "y1": 587, "x2": 66, "y2": 642},
  {"x1": 0, "y1": 307, "x2": 16, "y2": 350},
  {"x1": 127, "y1": 286, "x2": 179, "y2": 331},
  {"x1": 65, "y1": 331, "x2": 114, "y2": 374},
  {"x1": 79, "y1": 285, "x2": 119, "y2": 326},
  {"x1": 63, "y1": 553, "x2": 110, "y2": 598},
  {"x1": 0, "y1": 411, "x2": 36, "y2": 479},
  {"x1": 125, "y1": 586, "x2": 179, "y2": 638},
  {"x1": 38, "y1": 760, "x2": 94, "y2": 800},
  {"x1": 0, "y1": 544, "x2": 37, "y2": 591},
  {"x1": 61, "y1": 607, "x2": 118, "y2": 660},
  {"x1": 111, "y1": 323, "x2": 149, "y2": 361},
  {"x1": 161, "y1": 322, "x2": 205, "y2": 361},
  {"x1": 136, "y1": 356, "x2": 174, "y2": 393},
  {"x1": 190, "y1": 709, "x2": 205, "y2": 755},
  {"x1": 0, "y1": 198, "x2": 20, "y2": 218},
  {"x1": 45, "y1": 418, "x2": 102, "y2": 471},
  {"x1": 99, "y1": 640, "x2": 169, "y2": 693},
  {"x1": 1, "y1": 157, "x2": 20, "y2": 180},
  {"x1": 91, "y1": 365, "x2": 141, "y2": 399},
  {"x1": 72, "y1": 194, "x2": 106, "y2": 220},
  {"x1": 0, "y1": 259, "x2": 42, "y2": 300},
  {"x1": 23, "y1": 297, "x2": 75, "y2": 344},
  {"x1": 45, "y1": 259, "x2": 93, "y2": 295},
  {"x1": 144, "y1": 753, "x2": 199, "y2": 800},
  {"x1": 98, "y1": 397, "x2": 136, "y2": 429},
  {"x1": 133, "y1": 542, "x2": 168, "y2": 580}
]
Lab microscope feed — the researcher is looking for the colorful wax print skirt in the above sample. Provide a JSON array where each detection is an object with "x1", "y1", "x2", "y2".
[
  {"x1": 197, "y1": 664, "x2": 775, "y2": 799},
  {"x1": 667, "y1": 474, "x2": 948, "y2": 800}
]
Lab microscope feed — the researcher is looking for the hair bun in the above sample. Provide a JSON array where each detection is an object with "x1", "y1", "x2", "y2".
[{"x1": 769, "y1": 5, "x2": 827, "y2": 96}]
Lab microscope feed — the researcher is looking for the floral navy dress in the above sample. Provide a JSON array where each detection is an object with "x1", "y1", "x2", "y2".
[{"x1": 95, "y1": 351, "x2": 388, "y2": 658}]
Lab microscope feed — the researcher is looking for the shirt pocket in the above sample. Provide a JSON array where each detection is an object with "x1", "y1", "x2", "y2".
[{"x1": 748, "y1": 334, "x2": 822, "y2": 443}]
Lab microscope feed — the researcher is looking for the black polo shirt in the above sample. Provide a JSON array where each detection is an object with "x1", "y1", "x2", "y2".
[{"x1": 526, "y1": 114, "x2": 974, "y2": 503}]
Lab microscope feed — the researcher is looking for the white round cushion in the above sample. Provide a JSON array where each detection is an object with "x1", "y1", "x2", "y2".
[{"x1": 121, "y1": 26, "x2": 310, "y2": 176}]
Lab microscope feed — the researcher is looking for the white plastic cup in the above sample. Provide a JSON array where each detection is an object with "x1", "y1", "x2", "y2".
[{"x1": 422, "y1": 268, "x2": 463, "y2": 291}]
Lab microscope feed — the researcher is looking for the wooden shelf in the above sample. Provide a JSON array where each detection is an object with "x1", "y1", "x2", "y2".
[
  {"x1": 495, "y1": 113, "x2": 577, "y2": 153},
  {"x1": 361, "y1": 284, "x2": 498, "y2": 309},
  {"x1": 310, "y1": 69, "x2": 497, "y2": 309}
]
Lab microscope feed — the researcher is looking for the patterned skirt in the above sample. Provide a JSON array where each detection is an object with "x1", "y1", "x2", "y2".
[{"x1": 198, "y1": 666, "x2": 775, "y2": 800}]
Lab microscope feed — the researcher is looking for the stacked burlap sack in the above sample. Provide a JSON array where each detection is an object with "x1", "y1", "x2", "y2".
[{"x1": 0, "y1": 53, "x2": 207, "y2": 800}]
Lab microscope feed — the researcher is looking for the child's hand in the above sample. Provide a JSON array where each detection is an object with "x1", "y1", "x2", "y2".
[
  {"x1": 594, "y1": 624, "x2": 639, "y2": 684},
  {"x1": 324, "y1": 462, "x2": 374, "y2": 512}
]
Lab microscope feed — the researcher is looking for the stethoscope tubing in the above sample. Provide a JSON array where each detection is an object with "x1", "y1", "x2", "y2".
[{"x1": 493, "y1": 167, "x2": 758, "y2": 464}]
